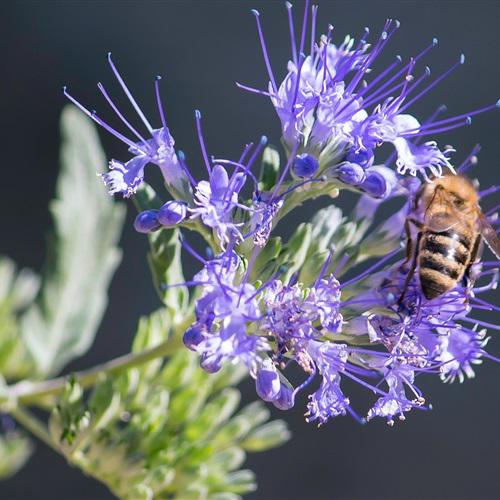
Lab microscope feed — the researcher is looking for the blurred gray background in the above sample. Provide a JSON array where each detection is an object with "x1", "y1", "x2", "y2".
[{"x1": 1, "y1": 1, "x2": 500, "y2": 498}]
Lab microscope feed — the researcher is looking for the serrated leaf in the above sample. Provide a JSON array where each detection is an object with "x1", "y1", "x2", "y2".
[
  {"x1": 20, "y1": 106, "x2": 125, "y2": 376},
  {"x1": 133, "y1": 184, "x2": 188, "y2": 318}
]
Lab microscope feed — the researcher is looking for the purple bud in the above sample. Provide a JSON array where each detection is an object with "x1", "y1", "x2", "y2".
[
  {"x1": 359, "y1": 170, "x2": 389, "y2": 198},
  {"x1": 158, "y1": 200, "x2": 187, "y2": 227},
  {"x1": 256, "y1": 368, "x2": 281, "y2": 402},
  {"x1": 200, "y1": 353, "x2": 222, "y2": 373},
  {"x1": 272, "y1": 384, "x2": 295, "y2": 410},
  {"x1": 134, "y1": 210, "x2": 161, "y2": 233},
  {"x1": 346, "y1": 148, "x2": 374, "y2": 168},
  {"x1": 332, "y1": 162, "x2": 365, "y2": 185},
  {"x1": 183, "y1": 325, "x2": 204, "y2": 351},
  {"x1": 292, "y1": 154, "x2": 319, "y2": 178}
]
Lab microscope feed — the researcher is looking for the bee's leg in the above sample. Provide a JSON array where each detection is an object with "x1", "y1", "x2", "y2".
[
  {"x1": 462, "y1": 235, "x2": 482, "y2": 289},
  {"x1": 398, "y1": 231, "x2": 422, "y2": 306},
  {"x1": 400, "y1": 218, "x2": 424, "y2": 272}
]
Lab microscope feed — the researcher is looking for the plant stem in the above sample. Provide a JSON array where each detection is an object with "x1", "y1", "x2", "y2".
[
  {"x1": 10, "y1": 406, "x2": 59, "y2": 452},
  {"x1": 6, "y1": 337, "x2": 180, "y2": 406}
]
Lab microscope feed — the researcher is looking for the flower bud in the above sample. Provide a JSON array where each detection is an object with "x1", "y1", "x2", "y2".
[
  {"x1": 359, "y1": 170, "x2": 389, "y2": 198},
  {"x1": 200, "y1": 352, "x2": 222, "y2": 373},
  {"x1": 292, "y1": 154, "x2": 319, "y2": 179},
  {"x1": 272, "y1": 384, "x2": 295, "y2": 410},
  {"x1": 183, "y1": 325, "x2": 204, "y2": 351},
  {"x1": 256, "y1": 367, "x2": 281, "y2": 402},
  {"x1": 134, "y1": 210, "x2": 161, "y2": 233},
  {"x1": 329, "y1": 162, "x2": 365, "y2": 185},
  {"x1": 346, "y1": 148, "x2": 374, "y2": 168},
  {"x1": 158, "y1": 200, "x2": 187, "y2": 227}
]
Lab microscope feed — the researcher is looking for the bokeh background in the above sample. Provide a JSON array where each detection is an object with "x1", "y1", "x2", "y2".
[{"x1": 1, "y1": 0, "x2": 500, "y2": 498}]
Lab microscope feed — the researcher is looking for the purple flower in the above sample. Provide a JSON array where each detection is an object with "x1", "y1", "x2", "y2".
[
  {"x1": 190, "y1": 164, "x2": 247, "y2": 246},
  {"x1": 187, "y1": 251, "x2": 269, "y2": 374},
  {"x1": 367, "y1": 365, "x2": 422, "y2": 425},
  {"x1": 243, "y1": 4, "x2": 498, "y2": 181},
  {"x1": 65, "y1": 55, "x2": 188, "y2": 197},
  {"x1": 305, "y1": 341, "x2": 351, "y2": 425},
  {"x1": 248, "y1": 196, "x2": 284, "y2": 248}
]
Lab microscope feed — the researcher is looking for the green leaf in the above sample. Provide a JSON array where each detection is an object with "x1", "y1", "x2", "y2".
[
  {"x1": 0, "y1": 257, "x2": 39, "y2": 380},
  {"x1": 258, "y1": 145, "x2": 280, "y2": 192},
  {"x1": 0, "y1": 431, "x2": 33, "y2": 480},
  {"x1": 241, "y1": 420, "x2": 291, "y2": 452},
  {"x1": 20, "y1": 106, "x2": 126, "y2": 376},
  {"x1": 134, "y1": 184, "x2": 188, "y2": 317},
  {"x1": 277, "y1": 223, "x2": 312, "y2": 283}
]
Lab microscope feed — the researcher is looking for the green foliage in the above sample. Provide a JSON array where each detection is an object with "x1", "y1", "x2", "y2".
[
  {"x1": 0, "y1": 431, "x2": 33, "y2": 480},
  {"x1": 133, "y1": 185, "x2": 188, "y2": 318},
  {"x1": 0, "y1": 257, "x2": 38, "y2": 380},
  {"x1": 20, "y1": 106, "x2": 126, "y2": 376},
  {"x1": 258, "y1": 145, "x2": 280, "y2": 192},
  {"x1": 48, "y1": 310, "x2": 290, "y2": 499}
]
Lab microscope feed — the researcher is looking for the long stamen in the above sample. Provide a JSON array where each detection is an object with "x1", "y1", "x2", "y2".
[
  {"x1": 285, "y1": 2, "x2": 298, "y2": 65},
  {"x1": 154, "y1": 76, "x2": 169, "y2": 132},
  {"x1": 479, "y1": 185, "x2": 500, "y2": 197},
  {"x1": 177, "y1": 150, "x2": 197, "y2": 186},
  {"x1": 406, "y1": 101, "x2": 500, "y2": 135},
  {"x1": 398, "y1": 54, "x2": 465, "y2": 113},
  {"x1": 298, "y1": 0, "x2": 310, "y2": 56},
  {"x1": 194, "y1": 110, "x2": 211, "y2": 174},
  {"x1": 63, "y1": 87, "x2": 147, "y2": 154},
  {"x1": 346, "y1": 19, "x2": 401, "y2": 96},
  {"x1": 363, "y1": 38, "x2": 438, "y2": 107},
  {"x1": 463, "y1": 317, "x2": 500, "y2": 331},
  {"x1": 179, "y1": 236, "x2": 208, "y2": 264},
  {"x1": 457, "y1": 144, "x2": 481, "y2": 173},
  {"x1": 310, "y1": 4, "x2": 318, "y2": 55},
  {"x1": 271, "y1": 141, "x2": 300, "y2": 199},
  {"x1": 107, "y1": 52, "x2": 154, "y2": 134},
  {"x1": 235, "y1": 81, "x2": 276, "y2": 99},
  {"x1": 341, "y1": 248, "x2": 400, "y2": 289},
  {"x1": 400, "y1": 116, "x2": 472, "y2": 138},
  {"x1": 239, "y1": 142, "x2": 254, "y2": 164},
  {"x1": 251, "y1": 10, "x2": 278, "y2": 94},
  {"x1": 97, "y1": 82, "x2": 149, "y2": 146}
]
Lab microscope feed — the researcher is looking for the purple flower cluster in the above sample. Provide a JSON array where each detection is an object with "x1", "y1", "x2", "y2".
[
  {"x1": 66, "y1": 2, "x2": 500, "y2": 426},
  {"x1": 243, "y1": 2, "x2": 499, "y2": 190}
]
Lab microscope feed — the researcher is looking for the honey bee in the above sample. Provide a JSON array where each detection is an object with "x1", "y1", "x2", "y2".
[{"x1": 400, "y1": 173, "x2": 500, "y2": 302}]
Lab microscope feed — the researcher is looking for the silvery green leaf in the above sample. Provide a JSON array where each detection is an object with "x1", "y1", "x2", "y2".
[
  {"x1": 210, "y1": 447, "x2": 246, "y2": 472},
  {"x1": 20, "y1": 106, "x2": 125, "y2": 376},
  {"x1": 241, "y1": 420, "x2": 291, "y2": 452},
  {"x1": 357, "y1": 203, "x2": 407, "y2": 260},
  {"x1": 0, "y1": 257, "x2": 39, "y2": 311},
  {"x1": 134, "y1": 184, "x2": 188, "y2": 318},
  {"x1": 258, "y1": 145, "x2": 280, "y2": 192},
  {"x1": 0, "y1": 432, "x2": 33, "y2": 480},
  {"x1": 277, "y1": 223, "x2": 312, "y2": 283},
  {"x1": 184, "y1": 388, "x2": 240, "y2": 441},
  {"x1": 249, "y1": 236, "x2": 282, "y2": 283}
]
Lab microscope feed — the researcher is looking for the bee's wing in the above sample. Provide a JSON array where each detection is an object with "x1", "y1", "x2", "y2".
[
  {"x1": 477, "y1": 212, "x2": 500, "y2": 259},
  {"x1": 424, "y1": 186, "x2": 460, "y2": 232},
  {"x1": 426, "y1": 212, "x2": 459, "y2": 232}
]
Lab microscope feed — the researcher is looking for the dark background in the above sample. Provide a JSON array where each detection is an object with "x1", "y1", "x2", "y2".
[{"x1": 1, "y1": 1, "x2": 500, "y2": 498}]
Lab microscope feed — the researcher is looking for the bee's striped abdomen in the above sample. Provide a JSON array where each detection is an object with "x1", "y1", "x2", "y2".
[{"x1": 419, "y1": 230, "x2": 472, "y2": 299}]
